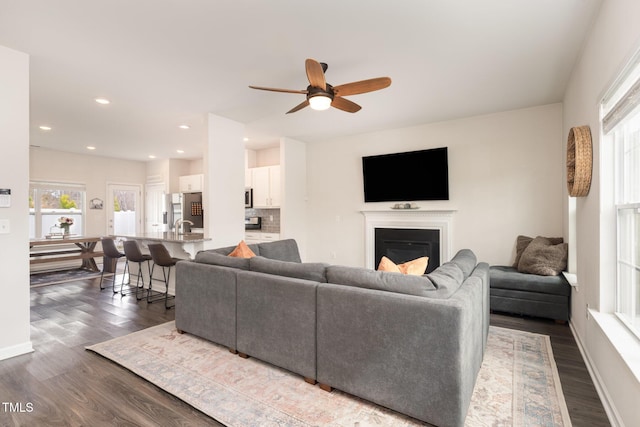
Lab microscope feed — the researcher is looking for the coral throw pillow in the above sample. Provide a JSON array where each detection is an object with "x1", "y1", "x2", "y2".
[
  {"x1": 377, "y1": 256, "x2": 429, "y2": 276},
  {"x1": 228, "y1": 240, "x2": 256, "y2": 258}
]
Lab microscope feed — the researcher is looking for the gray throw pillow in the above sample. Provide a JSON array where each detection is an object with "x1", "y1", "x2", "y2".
[
  {"x1": 517, "y1": 236, "x2": 568, "y2": 276},
  {"x1": 513, "y1": 235, "x2": 563, "y2": 267}
]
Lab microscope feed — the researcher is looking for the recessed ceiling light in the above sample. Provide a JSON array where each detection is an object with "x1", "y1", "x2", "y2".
[
  {"x1": 176, "y1": 149, "x2": 185, "y2": 154},
  {"x1": 148, "y1": 155, "x2": 156, "y2": 159},
  {"x1": 243, "y1": 137, "x2": 249, "y2": 142},
  {"x1": 86, "y1": 146, "x2": 96, "y2": 150},
  {"x1": 95, "y1": 97, "x2": 110, "y2": 105},
  {"x1": 178, "y1": 124, "x2": 190, "y2": 130},
  {"x1": 39, "y1": 125, "x2": 52, "y2": 131}
]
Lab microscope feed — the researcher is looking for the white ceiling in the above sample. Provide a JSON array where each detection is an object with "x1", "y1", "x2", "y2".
[{"x1": 0, "y1": 0, "x2": 601, "y2": 161}]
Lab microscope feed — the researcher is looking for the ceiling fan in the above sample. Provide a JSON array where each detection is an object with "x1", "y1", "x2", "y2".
[{"x1": 249, "y1": 58, "x2": 392, "y2": 114}]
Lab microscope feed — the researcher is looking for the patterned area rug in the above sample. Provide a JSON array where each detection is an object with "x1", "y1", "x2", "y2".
[
  {"x1": 87, "y1": 322, "x2": 572, "y2": 426},
  {"x1": 30, "y1": 268, "x2": 102, "y2": 287}
]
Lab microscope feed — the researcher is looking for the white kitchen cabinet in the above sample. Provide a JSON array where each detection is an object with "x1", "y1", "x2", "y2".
[
  {"x1": 179, "y1": 174, "x2": 204, "y2": 192},
  {"x1": 245, "y1": 232, "x2": 280, "y2": 244},
  {"x1": 251, "y1": 165, "x2": 280, "y2": 207}
]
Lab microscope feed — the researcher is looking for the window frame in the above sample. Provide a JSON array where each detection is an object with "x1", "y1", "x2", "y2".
[
  {"x1": 601, "y1": 53, "x2": 640, "y2": 339},
  {"x1": 29, "y1": 181, "x2": 87, "y2": 238}
]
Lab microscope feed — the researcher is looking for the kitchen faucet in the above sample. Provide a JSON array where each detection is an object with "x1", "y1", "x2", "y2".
[{"x1": 175, "y1": 219, "x2": 194, "y2": 234}]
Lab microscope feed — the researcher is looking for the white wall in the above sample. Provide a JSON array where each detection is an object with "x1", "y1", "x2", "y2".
[
  {"x1": 0, "y1": 45, "x2": 32, "y2": 360},
  {"x1": 30, "y1": 148, "x2": 147, "y2": 237},
  {"x1": 280, "y1": 137, "x2": 307, "y2": 259},
  {"x1": 563, "y1": 0, "x2": 640, "y2": 425},
  {"x1": 204, "y1": 113, "x2": 245, "y2": 248},
  {"x1": 306, "y1": 103, "x2": 564, "y2": 267}
]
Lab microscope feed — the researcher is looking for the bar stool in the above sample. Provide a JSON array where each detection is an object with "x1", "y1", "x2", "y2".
[
  {"x1": 122, "y1": 240, "x2": 153, "y2": 300},
  {"x1": 100, "y1": 237, "x2": 125, "y2": 293},
  {"x1": 147, "y1": 243, "x2": 180, "y2": 309}
]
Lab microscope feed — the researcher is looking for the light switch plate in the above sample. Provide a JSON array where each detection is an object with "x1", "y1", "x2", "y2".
[{"x1": 0, "y1": 219, "x2": 9, "y2": 234}]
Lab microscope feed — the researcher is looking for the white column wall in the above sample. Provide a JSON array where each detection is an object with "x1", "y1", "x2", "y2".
[
  {"x1": 0, "y1": 45, "x2": 32, "y2": 360},
  {"x1": 204, "y1": 113, "x2": 245, "y2": 248}
]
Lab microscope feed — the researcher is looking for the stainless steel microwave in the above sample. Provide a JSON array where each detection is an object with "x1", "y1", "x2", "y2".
[{"x1": 244, "y1": 188, "x2": 253, "y2": 208}]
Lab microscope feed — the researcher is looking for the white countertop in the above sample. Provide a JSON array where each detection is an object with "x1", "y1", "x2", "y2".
[{"x1": 113, "y1": 232, "x2": 211, "y2": 243}]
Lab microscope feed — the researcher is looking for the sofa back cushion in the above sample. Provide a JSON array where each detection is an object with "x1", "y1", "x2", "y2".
[
  {"x1": 449, "y1": 249, "x2": 477, "y2": 280},
  {"x1": 425, "y1": 262, "x2": 465, "y2": 299},
  {"x1": 194, "y1": 252, "x2": 251, "y2": 270},
  {"x1": 207, "y1": 243, "x2": 261, "y2": 257},
  {"x1": 249, "y1": 256, "x2": 328, "y2": 282},
  {"x1": 326, "y1": 265, "x2": 436, "y2": 297},
  {"x1": 257, "y1": 239, "x2": 302, "y2": 262}
]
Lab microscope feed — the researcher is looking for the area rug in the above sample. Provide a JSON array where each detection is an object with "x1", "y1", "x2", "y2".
[
  {"x1": 87, "y1": 323, "x2": 572, "y2": 426},
  {"x1": 30, "y1": 268, "x2": 102, "y2": 287}
]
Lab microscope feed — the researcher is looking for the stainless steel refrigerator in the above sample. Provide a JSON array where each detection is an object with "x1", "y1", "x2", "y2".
[
  {"x1": 163, "y1": 192, "x2": 203, "y2": 232},
  {"x1": 181, "y1": 192, "x2": 203, "y2": 232}
]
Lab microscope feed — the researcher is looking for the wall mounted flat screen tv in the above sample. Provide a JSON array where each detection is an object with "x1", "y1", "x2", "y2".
[{"x1": 362, "y1": 147, "x2": 449, "y2": 202}]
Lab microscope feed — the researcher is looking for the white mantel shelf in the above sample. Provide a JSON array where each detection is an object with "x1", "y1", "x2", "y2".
[{"x1": 361, "y1": 209, "x2": 456, "y2": 270}]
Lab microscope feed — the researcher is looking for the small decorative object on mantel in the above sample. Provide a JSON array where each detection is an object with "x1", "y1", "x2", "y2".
[
  {"x1": 391, "y1": 203, "x2": 420, "y2": 210},
  {"x1": 566, "y1": 125, "x2": 593, "y2": 197}
]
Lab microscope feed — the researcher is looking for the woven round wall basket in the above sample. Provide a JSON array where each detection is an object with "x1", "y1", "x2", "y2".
[{"x1": 566, "y1": 125, "x2": 593, "y2": 197}]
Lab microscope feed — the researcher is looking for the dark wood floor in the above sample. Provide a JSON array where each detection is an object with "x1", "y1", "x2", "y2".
[{"x1": 0, "y1": 277, "x2": 609, "y2": 426}]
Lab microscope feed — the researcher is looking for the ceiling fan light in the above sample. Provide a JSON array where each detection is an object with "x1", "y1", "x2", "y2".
[{"x1": 309, "y1": 95, "x2": 332, "y2": 111}]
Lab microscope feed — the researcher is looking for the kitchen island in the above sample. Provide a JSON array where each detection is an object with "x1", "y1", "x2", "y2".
[
  {"x1": 113, "y1": 232, "x2": 212, "y2": 259},
  {"x1": 111, "y1": 232, "x2": 213, "y2": 296}
]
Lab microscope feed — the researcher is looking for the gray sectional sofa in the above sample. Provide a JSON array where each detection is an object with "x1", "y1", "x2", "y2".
[
  {"x1": 175, "y1": 239, "x2": 490, "y2": 427},
  {"x1": 489, "y1": 265, "x2": 571, "y2": 322}
]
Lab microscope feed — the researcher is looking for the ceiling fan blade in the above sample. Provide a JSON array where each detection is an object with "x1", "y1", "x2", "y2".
[
  {"x1": 333, "y1": 77, "x2": 392, "y2": 96},
  {"x1": 332, "y1": 96, "x2": 361, "y2": 113},
  {"x1": 305, "y1": 58, "x2": 326, "y2": 90},
  {"x1": 286, "y1": 100, "x2": 310, "y2": 114},
  {"x1": 249, "y1": 85, "x2": 307, "y2": 94}
]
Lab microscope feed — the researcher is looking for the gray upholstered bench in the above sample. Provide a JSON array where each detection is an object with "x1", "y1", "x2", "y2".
[{"x1": 489, "y1": 266, "x2": 571, "y2": 323}]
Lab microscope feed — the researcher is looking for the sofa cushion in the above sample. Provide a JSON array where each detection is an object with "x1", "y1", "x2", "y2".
[
  {"x1": 326, "y1": 265, "x2": 436, "y2": 297},
  {"x1": 249, "y1": 256, "x2": 328, "y2": 283},
  {"x1": 208, "y1": 243, "x2": 261, "y2": 257},
  {"x1": 513, "y1": 235, "x2": 563, "y2": 268},
  {"x1": 377, "y1": 256, "x2": 429, "y2": 276},
  {"x1": 490, "y1": 266, "x2": 571, "y2": 296},
  {"x1": 228, "y1": 240, "x2": 256, "y2": 258},
  {"x1": 517, "y1": 236, "x2": 568, "y2": 276},
  {"x1": 425, "y1": 262, "x2": 465, "y2": 298},
  {"x1": 449, "y1": 249, "x2": 477, "y2": 279},
  {"x1": 194, "y1": 252, "x2": 250, "y2": 270},
  {"x1": 258, "y1": 239, "x2": 302, "y2": 263}
]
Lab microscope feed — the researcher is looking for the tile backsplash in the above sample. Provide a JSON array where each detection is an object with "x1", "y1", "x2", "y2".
[{"x1": 245, "y1": 208, "x2": 280, "y2": 233}]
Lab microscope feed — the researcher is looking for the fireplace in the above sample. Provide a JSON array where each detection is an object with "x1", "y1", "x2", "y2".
[
  {"x1": 361, "y1": 210, "x2": 455, "y2": 271},
  {"x1": 375, "y1": 228, "x2": 440, "y2": 273}
]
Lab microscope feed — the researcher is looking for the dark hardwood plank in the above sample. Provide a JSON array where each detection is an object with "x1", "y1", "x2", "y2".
[
  {"x1": 0, "y1": 277, "x2": 221, "y2": 426},
  {"x1": 0, "y1": 278, "x2": 610, "y2": 426}
]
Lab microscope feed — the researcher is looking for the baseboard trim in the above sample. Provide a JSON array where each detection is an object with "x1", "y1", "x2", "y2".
[
  {"x1": 569, "y1": 321, "x2": 623, "y2": 427},
  {"x1": 0, "y1": 341, "x2": 34, "y2": 361}
]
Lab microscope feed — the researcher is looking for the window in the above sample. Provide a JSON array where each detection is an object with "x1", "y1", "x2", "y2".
[
  {"x1": 602, "y1": 54, "x2": 640, "y2": 338},
  {"x1": 29, "y1": 182, "x2": 86, "y2": 238}
]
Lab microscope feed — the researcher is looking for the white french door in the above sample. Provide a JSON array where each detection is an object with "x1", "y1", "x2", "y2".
[{"x1": 106, "y1": 183, "x2": 142, "y2": 236}]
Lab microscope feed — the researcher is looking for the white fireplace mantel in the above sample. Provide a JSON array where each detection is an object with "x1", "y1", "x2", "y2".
[{"x1": 361, "y1": 209, "x2": 456, "y2": 270}]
